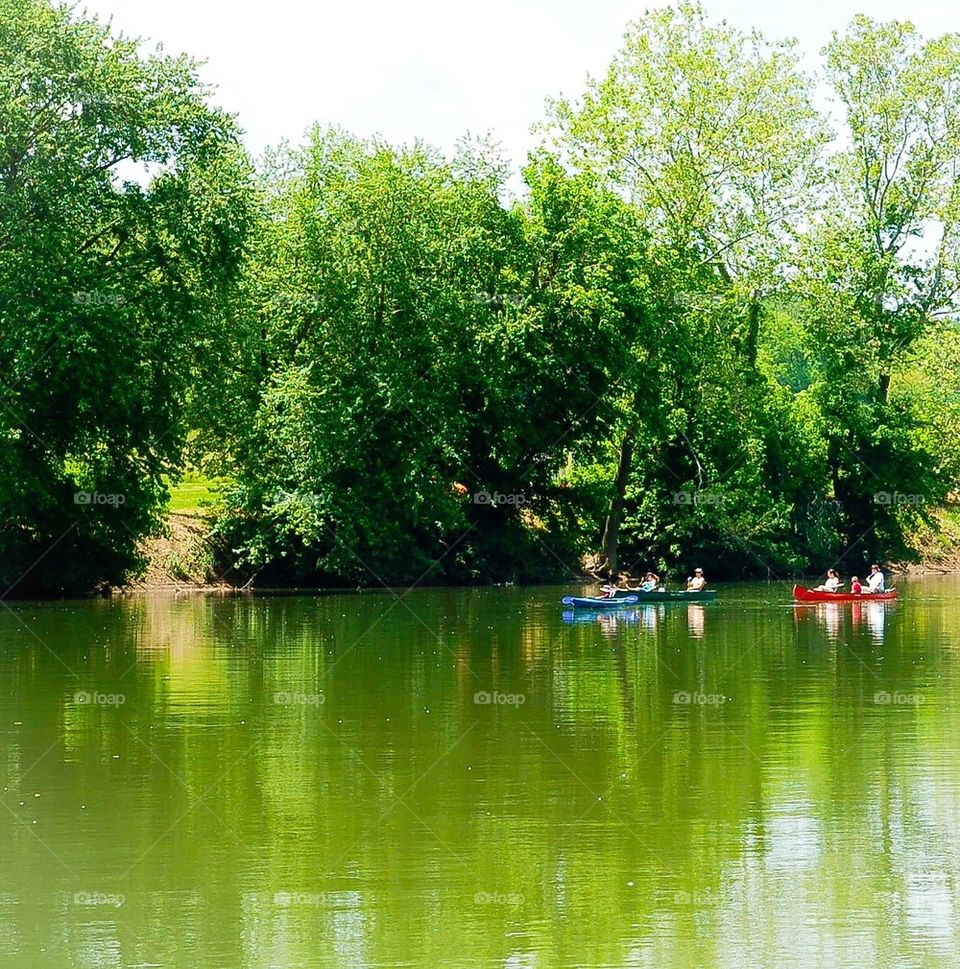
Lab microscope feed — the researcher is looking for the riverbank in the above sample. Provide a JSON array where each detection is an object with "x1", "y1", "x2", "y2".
[
  {"x1": 891, "y1": 506, "x2": 960, "y2": 574},
  {"x1": 126, "y1": 513, "x2": 236, "y2": 593},
  {"x1": 128, "y1": 507, "x2": 960, "y2": 594}
]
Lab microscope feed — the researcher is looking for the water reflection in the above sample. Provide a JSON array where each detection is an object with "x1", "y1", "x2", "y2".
[
  {"x1": 792, "y1": 599, "x2": 893, "y2": 645},
  {"x1": 865, "y1": 600, "x2": 887, "y2": 644},
  {"x1": 560, "y1": 603, "x2": 704, "y2": 639},
  {"x1": 0, "y1": 579, "x2": 957, "y2": 968},
  {"x1": 687, "y1": 604, "x2": 706, "y2": 639},
  {"x1": 561, "y1": 608, "x2": 645, "y2": 625},
  {"x1": 640, "y1": 603, "x2": 663, "y2": 633},
  {"x1": 821, "y1": 602, "x2": 842, "y2": 641}
]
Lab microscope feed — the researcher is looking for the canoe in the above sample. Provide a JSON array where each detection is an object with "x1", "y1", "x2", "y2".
[
  {"x1": 562, "y1": 595, "x2": 639, "y2": 608},
  {"x1": 793, "y1": 584, "x2": 897, "y2": 603},
  {"x1": 562, "y1": 590, "x2": 717, "y2": 608},
  {"x1": 614, "y1": 589, "x2": 717, "y2": 603}
]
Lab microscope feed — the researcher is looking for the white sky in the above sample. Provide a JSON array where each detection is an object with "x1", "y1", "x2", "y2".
[{"x1": 78, "y1": 0, "x2": 960, "y2": 170}]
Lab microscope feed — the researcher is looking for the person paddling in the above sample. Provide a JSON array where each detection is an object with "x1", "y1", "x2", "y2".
[
  {"x1": 599, "y1": 573, "x2": 621, "y2": 599},
  {"x1": 814, "y1": 569, "x2": 841, "y2": 593},
  {"x1": 865, "y1": 564, "x2": 885, "y2": 594},
  {"x1": 686, "y1": 568, "x2": 706, "y2": 591}
]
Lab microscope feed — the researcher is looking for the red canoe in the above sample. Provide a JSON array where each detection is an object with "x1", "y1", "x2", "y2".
[{"x1": 793, "y1": 584, "x2": 898, "y2": 603}]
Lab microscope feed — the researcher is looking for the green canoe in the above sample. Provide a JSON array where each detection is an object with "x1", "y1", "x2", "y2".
[{"x1": 611, "y1": 589, "x2": 717, "y2": 603}]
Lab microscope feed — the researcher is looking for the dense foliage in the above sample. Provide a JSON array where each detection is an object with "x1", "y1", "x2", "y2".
[
  {"x1": 0, "y1": 0, "x2": 254, "y2": 593},
  {"x1": 2, "y1": 0, "x2": 959, "y2": 593}
]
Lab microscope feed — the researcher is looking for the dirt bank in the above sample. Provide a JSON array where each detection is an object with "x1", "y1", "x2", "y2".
[
  {"x1": 892, "y1": 506, "x2": 960, "y2": 575},
  {"x1": 124, "y1": 513, "x2": 238, "y2": 592}
]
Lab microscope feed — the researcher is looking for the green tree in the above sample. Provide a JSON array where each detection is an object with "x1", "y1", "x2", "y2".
[
  {"x1": 545, "y1": 0, "x2": 825, "y2": 575},
  {"x1": 791, "y1": 15, "x2": 960, "y2": 560},
  {"x1": 218, "y1": 135, "x2": 669, "y2": 585},
  {"x1": 0, "y1": 0, "x2": 254, "y2": 594},
  {"x1": 218, "y1": 130, "x2": 514, "y2": 583}
]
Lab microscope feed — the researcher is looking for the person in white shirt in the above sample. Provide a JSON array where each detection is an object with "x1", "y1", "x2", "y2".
[
  {"x1": 686, "y1": 568, "x2": 707, "y2": 591},
  {"x1": 599, "y1": 574, "x2": 621, "y2": 598},
  {"x1": 865, "y1": 564, "x2": 885, "y2": 593},
  {"x1": 814, "y1": 569, "x2": 841, "y2": 592}
]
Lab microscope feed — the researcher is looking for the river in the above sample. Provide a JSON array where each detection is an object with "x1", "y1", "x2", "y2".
[{"x1": 1, "y1": 576, "x2": 959, "y2": 967}]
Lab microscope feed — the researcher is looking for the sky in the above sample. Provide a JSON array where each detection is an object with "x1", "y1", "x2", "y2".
[{"x1": 78, "y1": 0, "x2": 960, "y2": 170}]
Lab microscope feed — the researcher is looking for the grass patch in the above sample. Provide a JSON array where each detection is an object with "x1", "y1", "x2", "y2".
[{"x1": 165, "y1": 472, "x2": 230, "y2": 517}]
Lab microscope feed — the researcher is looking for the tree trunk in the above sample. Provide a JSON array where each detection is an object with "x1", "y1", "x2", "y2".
[
  {"x1": 745, "y1": 298, "x2": 761, "y2": 372},
  {"x1": 878, "y1": 372, "x2": 890, "y2": 404},
  {"x1": 600, "y1": 426, "x2": 635, "y2": 576},
  {"x1": 828, "y1": 436, "x2": 845, "y2": 549}
]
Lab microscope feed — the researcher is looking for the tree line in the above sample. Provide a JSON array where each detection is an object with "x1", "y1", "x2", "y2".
[{"x1": 2, "y1": 0, "x2": 960, "y2": 594}]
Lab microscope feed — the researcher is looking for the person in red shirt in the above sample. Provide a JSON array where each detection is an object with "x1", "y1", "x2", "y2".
[{"x1": 850, "y1": 575, "x2": 863, "y2": 595}]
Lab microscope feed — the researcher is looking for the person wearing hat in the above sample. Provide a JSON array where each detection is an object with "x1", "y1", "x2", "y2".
[
  {"x1": 639, "y1": 572, "x2": 660, "y2": 592},
  {"x1": 865, "y1": 564, "x2": 885, "y2": 594},
  {"x1": 686, "y1": 568, "x2": 706, "y2": 591}
]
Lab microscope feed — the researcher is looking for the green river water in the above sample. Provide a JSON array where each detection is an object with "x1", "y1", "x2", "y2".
[{"x1": 1, "y1": 576, "x2": 959, "y2": 968}]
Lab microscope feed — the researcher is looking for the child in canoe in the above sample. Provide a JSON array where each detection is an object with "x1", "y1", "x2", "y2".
[{"x1": 850, "y1": 576, "x2": 863, "y2": 595}]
